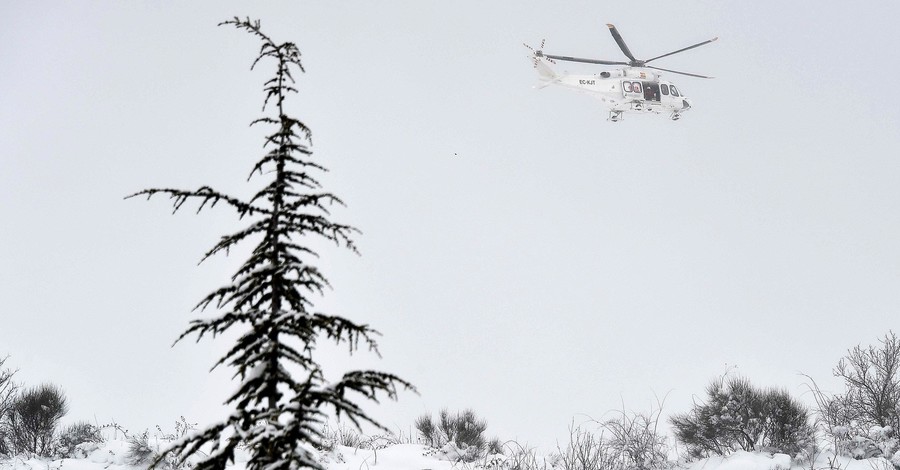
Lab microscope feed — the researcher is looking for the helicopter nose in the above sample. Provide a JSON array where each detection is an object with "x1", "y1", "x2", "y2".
[{"x1": 682, "y1": 98, "x2": 692, "y2": 110}]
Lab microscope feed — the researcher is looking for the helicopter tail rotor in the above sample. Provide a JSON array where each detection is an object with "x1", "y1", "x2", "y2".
[{"x1": 524, "y1": 39, "x2": 556, "y2": 67}]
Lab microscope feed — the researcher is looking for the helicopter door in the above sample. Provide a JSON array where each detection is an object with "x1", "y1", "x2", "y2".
[
  {"x1": 642, "y1": 82, "x2": 660, "y2": 102},
  {"x1": 659, "y1": 82, "x2": 679, "y2": 108}
]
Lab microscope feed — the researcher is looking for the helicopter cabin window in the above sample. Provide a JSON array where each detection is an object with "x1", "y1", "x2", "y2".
[
  {"x1": 661, "y1": 84, "x2": 670, "y2": 95},
  {"x1": 622, "y1": 81, "x2": 643, "y2": 94},
  {"x1": 670, "y1": 85, "x2": 680, "y2": 97}
]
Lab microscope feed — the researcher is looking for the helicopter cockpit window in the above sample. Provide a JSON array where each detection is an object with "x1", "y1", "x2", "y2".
[
  {"x1": 632, "y1": 82, "x2": 642, "y2": 93},
  {"x1": 623, "y1": 81, "x2": 633, "y2": 92},
  {"x1": 670, "y1": 85, "x2": 680, "y2": 97},
  {"x1": 661, "y1": 84, "x2": 670, "y2": 95}
]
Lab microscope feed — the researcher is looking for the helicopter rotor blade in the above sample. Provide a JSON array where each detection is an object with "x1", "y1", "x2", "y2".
[
  {"x1": 646, "y1": 65, "x2": 714, "y2": 79},
  {"x1": 644, "y1": 37, "x2": 718, "y2": 64},
  {"x1": 540, "y1": 52, "x2": 628, "y2": 66},
  {"x1": 606, "y1": 24, "x2": 637, "y2": 63}
]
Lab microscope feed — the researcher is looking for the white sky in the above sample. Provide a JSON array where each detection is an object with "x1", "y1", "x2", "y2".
[{"x1": 3, "y1": 1, "x2": 900, "y2": 450}]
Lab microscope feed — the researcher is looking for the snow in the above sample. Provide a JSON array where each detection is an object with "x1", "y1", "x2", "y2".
[
  {"x1": 686, "y1": 452, "x2": 792, "y2": 470},
  {"x1": 1, "y1": 439, "x2": 898, "y2": 470}
]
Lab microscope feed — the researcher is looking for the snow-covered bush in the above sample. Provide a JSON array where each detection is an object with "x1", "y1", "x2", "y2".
[
  {"x1": 318, "y1": 422, "x2": 362, "y2": 450},
  {"x1": 415, "y1": 409, "x2": 500, "y2": 461},
  {"x1": 826, "y1": 424, "x2": 899, "y2": 464},
  {"x1": 423, "y1": 441, "x2": 483, "y2": 463},
  {"x1": 805, "y1": 332, "x2": 900, "y2": 467},
  {"x1": 124, "y1": 420, "x2": 200, "y2": 469},
  {"x1": 154, "y1": 416, "x2": 196, "y2": 443},
  {"x1": 55, "y1": 421, "x2": 103, "y2": 458},
  {"x1": 670, "y1": 376, "x2": 814, "y2": 459},
  {"x1": 833, "y1": 332, "x2": 900, "y2": 431},
  {"x1": 126, "y1": 430, "x2": 155, "y2": 465},
  {"x1": 847, "y1": 425, "x2": 897, "y2": 459}
]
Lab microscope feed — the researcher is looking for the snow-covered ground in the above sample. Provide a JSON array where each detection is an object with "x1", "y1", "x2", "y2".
[{"x1": 1, "y1": 439, "x2": 896, "y2": 470}]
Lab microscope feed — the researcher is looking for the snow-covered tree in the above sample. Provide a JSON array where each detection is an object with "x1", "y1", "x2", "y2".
[
  {"x1": 832, "y1": 331, "x2": 900, "y2": 431},
  {"x1": 129, "y1": 18, "x2": 414, "y2": 470},
  {"x1": 807, "y1": 332, "x2": 900, "y2": 464}
]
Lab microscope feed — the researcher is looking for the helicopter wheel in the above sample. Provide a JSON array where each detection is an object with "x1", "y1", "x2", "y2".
[
  {"x1": 671, "y1": 113, "x2": 681, "y2": 121},
  {"x1": 608, "y1": 111, "x2": 623, "y2": 122}
]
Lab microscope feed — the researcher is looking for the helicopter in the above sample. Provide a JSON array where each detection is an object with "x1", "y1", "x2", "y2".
[{"x1": 527, "y1": 24, "x2": 717, "y2": 121}]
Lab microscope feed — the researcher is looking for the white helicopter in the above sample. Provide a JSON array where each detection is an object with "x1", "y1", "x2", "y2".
[{"x1": 528, "y1": 24, "x2": 717, "y2": 121}]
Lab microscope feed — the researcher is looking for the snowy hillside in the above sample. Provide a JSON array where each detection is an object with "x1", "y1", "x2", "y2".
[{"x1": 1, "y1": 439, "x2": 897, "y2": 470}]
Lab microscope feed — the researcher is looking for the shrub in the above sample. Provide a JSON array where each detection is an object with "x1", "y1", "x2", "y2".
[
  {"x1": 486, "y1": 436, "x2": 503, "y2": 455},
  {"x1": 556, "y1": 424, "x2": 623, "y2": 470},
  {"x1": 127, "y1": 430, "x2": 156, "y2": 465},
  {"x1": 0, "y1": 356, "x2": 18, "y2": 456},
  {"x1": 601, "y1": 404, "x2": 669, "y2": 470},
  {"x1": 56, "y1": 421, "x2": 103, "y2": 458},
  {"x1": 155, "y1": 416, "x2": 196, "y2": 442},
  {"x1": 670, "y1": 376, "x2": 813, "y2": 459},
  {"x1": 415, "y1": 408, "x2": 499, "y2": 461},
  {"x1": 415, "y1": 413, "x2": 438, "y2": 447},
  {"x1": 554, "y1": 403, "x2": 670, "y2": 470},
  {"x1": 8, "y1": 383, "x2": 68, "y2": 456},
  {"x1": 502, "y1": 441, "x2": 553, "y2": 470},
  {"x1": 317, "y1": 422, "x2": 361, "y2": 450},
  {"x1": 123, "y1": 419, "x2": 200, "y2": 469}
]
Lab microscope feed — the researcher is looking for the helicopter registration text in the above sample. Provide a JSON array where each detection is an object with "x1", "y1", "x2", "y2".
[{"x1": 578, "y1": 79, "x2": 595, "y2": 85}]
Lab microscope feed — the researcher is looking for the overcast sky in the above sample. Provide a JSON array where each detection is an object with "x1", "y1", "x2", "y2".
[{"x1": 3, "y1": 1, "x2": 900, "y2": 451}]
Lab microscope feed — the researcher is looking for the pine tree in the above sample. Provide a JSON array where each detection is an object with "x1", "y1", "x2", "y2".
[{"x1": 129, "y1": 17, "x2": 414, "y2": 470}]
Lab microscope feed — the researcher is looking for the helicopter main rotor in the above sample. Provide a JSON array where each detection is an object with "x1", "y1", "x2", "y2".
[{"x1": 538, "y1": 24, "x2": 717, "y2": 79}]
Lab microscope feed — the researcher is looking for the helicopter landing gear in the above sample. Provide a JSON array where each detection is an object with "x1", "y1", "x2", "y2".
[
  {"x1": 608, "y1": 111, "x2": 623, "y2": 122},
  {"x1": 670, "y1": 112, "x2": 682, "y2": 121}
]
